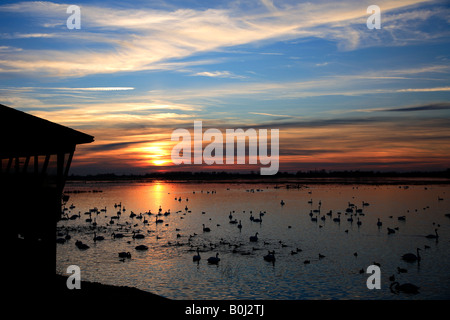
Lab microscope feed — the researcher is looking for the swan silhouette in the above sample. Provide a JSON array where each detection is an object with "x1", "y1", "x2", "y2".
[
  {"x1": 249, "y1": 232, "x2": 259, "y2": 242},
  {"x1": 193, "y1": 248, "x2": 201, "y2": 262},
  {"x1": 425, "y1": 229, "x2": 439, "y2": 239},
  {"x1": 264, "y1": 250, "x2": 276, "y2": 262},
  {"x1": 118, "y1": 252, "x2": 131, "y2": 258},
  {"x1": 390, "y1": 281, "x2": 419, "y2": 294},
  {"x1": 377, "y1": 218, "x2": 382, "y2": 227},
  {"x1": 135, "y1": 244, "x2": 148, "y2": 251},
  {"x1": 93, "y1": 232, "x2": 105, "y2": 242},
  {"x1": 132, "y1": 231, "x2": 145, "y2": 239},
  {"x1": 207, "y1": 253, "x2": 220, "y2": 264},
  {"x1": 401, "y1": 248, "x2": 421, "y2": 262}
]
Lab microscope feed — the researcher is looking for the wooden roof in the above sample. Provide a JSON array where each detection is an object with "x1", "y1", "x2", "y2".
[{"x1": 0, "y1": 104, "x2": 94, "y2": 158}]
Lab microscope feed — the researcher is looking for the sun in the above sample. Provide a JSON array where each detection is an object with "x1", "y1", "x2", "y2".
[
  {"x1": 135, "y1": 143, "x2": 171, "y2": 167},
  {"x1": 152, "y1": 159, "x2": 168, "y2": 166}
]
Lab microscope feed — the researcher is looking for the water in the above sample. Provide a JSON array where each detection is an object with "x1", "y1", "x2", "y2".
[{"x1": 56, "y1": 180, "x2": 450, "y2": 299}]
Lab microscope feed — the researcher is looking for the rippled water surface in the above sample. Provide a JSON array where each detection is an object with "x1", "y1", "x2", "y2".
[{"x1": 56, "y1": 181, "x2": 450, "y2": 299}]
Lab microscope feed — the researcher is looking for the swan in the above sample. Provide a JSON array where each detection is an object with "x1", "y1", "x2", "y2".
[
  {"x1": 425, "y1": 229, "x2": 439, "y2": 239},
  {"x1": 397, "y1": 267, "x2": 407, "y2": 273},
  {"x1": 93, "y1": 232, "x2": 105, "y2": 242},
  {"x1": 249, "y1": 232, "x2": 259, "y2": 242},
  {"x1": 377, "y1": 218, "x2": 382, "y2": 227},
  {"x1": 132, "y1": 231, "x2": 145, "y2": 239},
  {"x1": 401, "y1": 248, "x2": 421, "y2": 262},
  {"x1": 264, "y1": 250, "x2": 276, "y2": 262},
  {"x1": 387, "y1": 227, "x2": 395, "y2": 234},
  {"x1": 207, "y1": 253, "x2": 220, "y2": 264},
  {"x1": 155, "y1": 216, "x2": 164, "y2": 224},
  {"x1": 237, "y1": 220, "x2": 242, "y2": 229},
  {"x1": 118, "y1": 252, "x2": 131, "y2": 258},
  {"x1": 252, "y1": 213, "x2": 263, "y2": 223},
  {"x1": 135, "y1": 244, "x2": 148, "y2": 251},
  {"x1": 202, "y1": 224, "x2": 211, "y2": 232},
  {"x1": 356, "y1": 217, "x2": 362, "y2": 226},
  {"x1": 390, "y1": 281, "x2": 419, "y2": 294},
  {"x1": 75, "y1": 240, "x2": 89, "y2": 250},
  {"x1": 112, "y1": 232, "x2": 124, "y2": 239},
  {"x1": 193, "y1": 248, "x2": 201, "y2": 262}
]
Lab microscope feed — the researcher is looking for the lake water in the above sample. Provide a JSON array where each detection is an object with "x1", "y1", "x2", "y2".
[{"x1": 56, "y1": 180, "x2": 450, "y2": 300}]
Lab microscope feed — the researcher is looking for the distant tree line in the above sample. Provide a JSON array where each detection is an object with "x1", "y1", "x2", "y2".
[{"x1": 67, "y1": 168, "x2": 450, "y2": 181}]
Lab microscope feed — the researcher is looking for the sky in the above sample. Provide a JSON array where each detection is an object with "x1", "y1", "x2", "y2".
[{"x1": 1, "y1": 0, "x2": 449, "y2": 174}]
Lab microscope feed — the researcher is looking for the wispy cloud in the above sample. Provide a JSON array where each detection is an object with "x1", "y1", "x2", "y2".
[
  {"x1": 381, "y1": 102, "x2": 450, "y2": 112},
  {"x1": 192, "y1": 71, "x2": 245, "y2": 79},
  {"x1": 0, "y1": 0, "x2": 438, "y2": 77},
  {"x1": 396, "y1": 87, "x2": 450, "y2": 92}
]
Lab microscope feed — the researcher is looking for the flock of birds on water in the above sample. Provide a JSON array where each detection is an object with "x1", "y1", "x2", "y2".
[{"x1": 56, "y1": 185, "x2": 449, "y2": 296}]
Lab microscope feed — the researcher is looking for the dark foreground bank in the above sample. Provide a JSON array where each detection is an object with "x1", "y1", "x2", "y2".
[{"x1": 55, "y1": 274, "x2": 169, "y2": 300}]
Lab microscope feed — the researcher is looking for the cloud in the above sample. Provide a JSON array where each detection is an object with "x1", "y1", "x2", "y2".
[
  {"x1": 83, "y1": 139, "x2": 160, "y2": 152},
  {"x1": 192, "y1": 71, "x2": 245, "y2": 78},
  {"x1": 51, "y1": 87, "x2": 135, "y2": 91},
  {"x1": 396, "y1": 87, "x2": 450, "y2": 92},
  {"x1": 381, "y1": 102, "x2": 450, "y2": 112},
  {"x1": 0, "y1": 0, "x2": 437, "y2": 77}
]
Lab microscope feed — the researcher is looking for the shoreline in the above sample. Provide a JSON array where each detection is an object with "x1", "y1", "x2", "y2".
[{"x1": 66, "y1": 176, "x2": 450, "y2": 186}]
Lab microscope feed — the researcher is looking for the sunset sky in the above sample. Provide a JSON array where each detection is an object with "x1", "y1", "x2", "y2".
[{"x1": 1, "y1": 0, "x2": 449, "y2": 174}]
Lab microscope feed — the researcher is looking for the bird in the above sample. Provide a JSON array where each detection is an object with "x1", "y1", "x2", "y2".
[
  {"x1": 112, "y1": 232, "x2": 124, "y2": 239},
  {"x1": 207, "y1": 253, "x2": 220, "y2": 264},
  {"x1": 75, "y1": 240, "x2": 89, "y2": 250},
  {"x1": 264, "y1": 250, "x2": 276, "y2": 262},
  {"x1": 118, "y1": 252, "x2": 131, "y2": 258},
  {"x1": 93, "y1": 232, "x2": 105, "y2": 242},
  {"x1": 397, "y1": 267, "x2": 407, "y2": 273},
  {"x1": 425, "y1": 229, "x2": 439, "y2": 239},
  {"x1": 319, "y1": 253, "x2": 325, "y2": 259},
  {"x1": 193, "y1": 248, "x2": 201, "y2": 262},
  {"x1": 132, "y1": 231, "x2": 145, "y2": 239},
  {"x1": 390, "y1": 282, "x2": 420, "y2": 294},
  {"x1": 387, "y1": 227, "x2": 396, "y2": 234},
  {"x1": 202, "y1": 224, "x2": 211, "y2": 232},
  {"x1": 401, "y1": 248, "x2": 421, "y2": 262},
  {"x1": 135, "y1": 245, "x2": 148, "y2": 251},
  {"x1": 377, "y1": 218, "x2": 382, "y2": 227},
  {"x1": 249, "y1": 232, "x2": 259, "y2": 242}
]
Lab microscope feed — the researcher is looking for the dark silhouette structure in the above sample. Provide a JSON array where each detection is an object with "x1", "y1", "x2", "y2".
[{"x1": 0, "y1": 104, "x2": 93, "y2": 296}]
